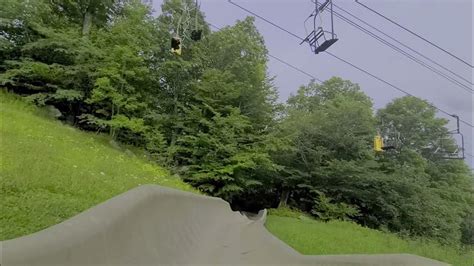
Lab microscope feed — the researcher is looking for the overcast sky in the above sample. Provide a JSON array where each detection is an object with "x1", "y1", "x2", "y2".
[{"x1": 152, "y1": 0, "x2": 473, "y2": 168}]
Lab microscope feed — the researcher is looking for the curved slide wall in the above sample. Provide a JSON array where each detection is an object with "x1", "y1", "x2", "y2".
[{"x1": 0, "y1": 185, "x2": 447, "y2": 265}]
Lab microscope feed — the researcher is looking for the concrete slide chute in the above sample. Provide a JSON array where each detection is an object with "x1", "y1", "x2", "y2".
[{"x1": 0, "y1": 185, "x2": 448, "y2": 265}]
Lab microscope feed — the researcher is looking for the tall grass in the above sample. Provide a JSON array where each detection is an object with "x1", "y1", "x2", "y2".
[
  {"x1": 0, "y1": 92, "x2": 195, "y2": 240},
  {"x1": 2, "y1": 93, "x2": 472, "y2": 266},
  {"x1": 266, "y1": 211, "x2": 474, "y2": 266}
]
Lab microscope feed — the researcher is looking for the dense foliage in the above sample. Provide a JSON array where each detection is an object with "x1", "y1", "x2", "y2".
[{"x1": 1, "y1": 0, "x2": 472, "y2": 246}]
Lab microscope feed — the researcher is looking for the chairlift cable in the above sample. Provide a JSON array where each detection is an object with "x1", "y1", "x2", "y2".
[
  {"x1": 355, "y1": 0, "x2": 474, "y2": 68},
  {"x1": 209, "y1": 23, "x2": 324, "y2": 83},
  {"x1": 226, "y1": 0, "x2": 474, "y2": 128},
  {"x1": 308, "y1": 1, "x2": 472, "y2": 91},
  {"x1": 333, "y1": 3, "x2": 473, "y2": 87},
  {"x1": 268, "y1": 54, "x2": 324, "y2": 83},
  {"x1": 328, "y1": 7, "x2": 473, "y2": 93},
  {"x1": 227, "y1": 0, "x2": 304, "y2": 41},
  {"x1": 325, "y1": 50, "x2": 474, "y2": 127}
]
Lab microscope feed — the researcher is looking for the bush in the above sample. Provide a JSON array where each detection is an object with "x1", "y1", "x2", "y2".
[
  {"x1": 268, "y1": 207, "x2": 309, "y2": 219},
  {"x1": 311, "y1": 194, "x2": 359, "y2": 221},
  {"x1": 461, "y1": 210, "x2": 474, "y2": 245}
]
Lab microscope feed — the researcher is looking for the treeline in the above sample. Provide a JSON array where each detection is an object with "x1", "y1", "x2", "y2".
[{"x1": 1, "y1": 0, "x2": 472, "y2": 246}]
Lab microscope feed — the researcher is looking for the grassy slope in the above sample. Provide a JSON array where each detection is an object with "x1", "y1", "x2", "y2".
[
  {"x1": 0, "y1": 93, "x2": 195, "y2": 240},
  {"x1": 266, "y1": 209, "x2": 474, "y2": 266},
  {"x1": 1, "y1": 93, "x2": 472, "y2": 265}
]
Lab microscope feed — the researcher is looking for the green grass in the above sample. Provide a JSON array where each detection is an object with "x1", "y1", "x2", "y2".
[
  {"x1": 0, "y1": 92, "x2": 196, "y2": 240},
  {"x1": 266, "y1": 209, "x2": 474, "y2": 266},
  {"x1": 1, "y1": 92, "x2": 472, "y2": 265}
]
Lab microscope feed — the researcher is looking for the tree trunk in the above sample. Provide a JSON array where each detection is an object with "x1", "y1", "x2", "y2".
[
  {"x1": 82, "y1": 11, "x2": 92, "y2": 37},
  {"x1": 170, "y1": 92, "x2": 178, "y2": 147},
  {"x1": 167, "y1": 91, "x2": 179, "y2": 165},
  {"x1": 278, "y1": 189, "x2": 290, "y2": 208},
  {"x1": 110, "y1": 103, "x2": 115, "y2": 138}
]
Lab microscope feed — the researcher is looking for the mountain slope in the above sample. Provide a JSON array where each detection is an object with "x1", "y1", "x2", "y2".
[{"x1": 0, "y1": 92, "x2": 195, "y2": 240}]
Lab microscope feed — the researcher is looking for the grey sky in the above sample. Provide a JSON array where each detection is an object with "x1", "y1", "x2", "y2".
[{"x1": 152, "y1": 0, "x2": 473, "y2": 167}]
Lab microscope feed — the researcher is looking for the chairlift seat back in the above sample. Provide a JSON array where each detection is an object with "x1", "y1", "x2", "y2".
[
  {"x1": 191, "y1": 30, "x2": 202, "y2": 41},
  {"x1": 171, "y1": 37, "x2": 181, "y2": 49}
]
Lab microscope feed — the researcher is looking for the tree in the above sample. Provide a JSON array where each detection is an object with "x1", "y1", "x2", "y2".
[
  {"x1": 0, "y1": 24, "x2": 97, "y2": 123},
  {"x1": 148, "y1": 16, "x2": 279, "y2": 202},
  {"x1": 49, "y1": 0, "x2": 123, "y2": 37},
  {"x1": 192, "y1": 17, "x2": 276, "y2": 129},
  {"x1": 81, "y1": 1, "x2": 157, "y2": 141},
  {"x1": 376, "y1": 96, "x2": 457, "y2": 160},
  {"x1": 273, "y1": 77, "x2": 375, "y2": 207},
  {"x1": 373, "y1": 96, "x2": 473, "y2": 244},
  {"x1": 157, "y1": 0, "x2": 210, "y2": 49}
]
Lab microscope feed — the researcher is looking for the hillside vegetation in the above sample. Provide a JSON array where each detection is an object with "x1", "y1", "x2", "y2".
[
  {"x1": 1, "y1": 95, "x2": 472, "y2": 265},
  {"x1": 0, "y1": 93, "x2": 195, "y2": 240},
  {"x1": 1, "y1": 0, "x2": 473, "y2": 249},
  {"x1": 267, "y1": 209, "x2": 474, "y2": 266}
]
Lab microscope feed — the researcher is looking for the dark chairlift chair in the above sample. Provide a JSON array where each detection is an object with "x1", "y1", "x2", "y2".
[
  {"x1": 301, "y1": 0, "x2": 338, "y2": 54},
  {"x1": 301, "y1": 27, "x2": 338, "y2": 54}
]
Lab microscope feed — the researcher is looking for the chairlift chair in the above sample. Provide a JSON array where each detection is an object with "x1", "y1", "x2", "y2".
[
  {"x1": 301, "y1": 0, "x2": 339, "y2": 54},
  {"x1": 374, "y1": 134, "x2": 397, "y2": 152},
  {"x1": 302, "y1": 27, "x2": 338, "y2": 54},
  {"x1": 374, "y1": 134, "x2": 384, "y2": 152},
  {"x1": 441, "y1": 114, "x2": 465, "y2": 159},
  {"x1": 381, "y1": 136, "x2": 397, "y2": 151},
  {"x1": 191, "y1": 0, "x2": 203, "y2": 41},
  {"x1": 169, "y1": 0, "x2": 202, "y2": 55},
  {"x1": 171, "y1": 36, "x2": 182, "y2": 55},
  {"x1": 374, "y1": 129, "x2": 400, "y2": 152},
  {"x1": 427, "y1": 114, "x2": 465, "y2": 160},
  {"x1": 191, "y1": 29, "x2": 202, "y2": 41},
  {"x1": 436, "y1": 134, "x2": 465, "y2": 160}
]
